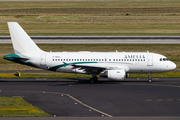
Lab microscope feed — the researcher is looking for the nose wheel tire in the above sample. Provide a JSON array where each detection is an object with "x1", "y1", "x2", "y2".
[{"x1": 148, "y1": 79, "x2": 152, "y2": 83}]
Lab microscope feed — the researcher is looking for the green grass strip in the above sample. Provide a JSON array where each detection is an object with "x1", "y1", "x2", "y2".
[
  {"x1": 0, "y1": 72, "x2": 179, "y2": 78},
  {"x1": 0, "y1": 97, "x2": 51, "y2": 117}
]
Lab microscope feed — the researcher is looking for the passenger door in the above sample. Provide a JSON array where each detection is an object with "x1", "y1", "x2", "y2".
[{"x1": 147, "y1": 55, "x2": 153, "y2": 66}]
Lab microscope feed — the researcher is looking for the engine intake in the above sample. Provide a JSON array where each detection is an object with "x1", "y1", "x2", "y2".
[{"x1": 100, "y1": 69, "x2": 126, "y2": 81}]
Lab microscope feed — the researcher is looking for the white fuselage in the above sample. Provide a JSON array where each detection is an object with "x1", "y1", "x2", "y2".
[{"x1": 29, "y1": 51, "x2": 176, "y2": 74}]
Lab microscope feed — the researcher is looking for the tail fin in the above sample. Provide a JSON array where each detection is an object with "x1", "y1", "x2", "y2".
[{"x1": 7, "y1": 22, "x2": 43, "y2": 55}]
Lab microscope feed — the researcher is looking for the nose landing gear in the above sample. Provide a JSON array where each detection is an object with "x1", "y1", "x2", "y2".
[{"x1": 148, "y1": 73, "x2": 152, "y2": 83}]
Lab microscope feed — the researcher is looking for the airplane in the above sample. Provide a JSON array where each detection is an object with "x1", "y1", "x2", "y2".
[{"x1": 4, "y1": 22, "x2": 176, "y2": 83}]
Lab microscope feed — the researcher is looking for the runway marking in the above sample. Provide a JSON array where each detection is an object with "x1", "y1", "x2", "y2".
[
  {"x1": 146, "y1": 99, "x2": 152, "y2": 101},
  {"x1": 178, "y1": 99, "x2": 180, "y2": 101},
  {"x1": 69, "y1": 80, "x2": 78, "y2": 86},
  {"x1": 47, "y1": 92, "x2": 113, "y2": 117},
  {"x1": 167, "y1": 99, "x2": 173, "y2": 101}
]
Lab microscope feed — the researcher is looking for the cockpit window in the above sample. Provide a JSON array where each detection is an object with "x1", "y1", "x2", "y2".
[{"x1": 160, "y1": 58, "x2": 169, "y2": 61}]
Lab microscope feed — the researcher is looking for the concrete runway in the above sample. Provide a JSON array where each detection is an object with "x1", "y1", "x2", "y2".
[
  {"x1": 0, "y1": 78, "x2": 180, "y2": 120},
  {"x1": 0, "y1": 36, "x2": 180, "y2": 44}
]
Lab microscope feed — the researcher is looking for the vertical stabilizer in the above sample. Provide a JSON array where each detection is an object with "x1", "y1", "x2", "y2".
[{"x1": 7, "y1": 22, "x2": 43, "y2": 55}]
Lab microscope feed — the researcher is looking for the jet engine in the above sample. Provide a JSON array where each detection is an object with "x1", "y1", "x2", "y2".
[{"x1": 100, "y1": 69, "x2": 126, "y2": 81}]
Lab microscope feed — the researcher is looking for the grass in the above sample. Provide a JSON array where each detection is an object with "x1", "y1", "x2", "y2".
[
  {"x1": 0, "y1": 44, "x2": 179, "y2": 71},
  {"x1": 0, "y1": 97, "x2": 51, "y2": 117},
  {"x1": 0, "y1": 72, "x2": 179, "y2": 79},
  {"x1": 0, "y1": 1, "x2": 180, "y2": 9},
  {"x1": 0, "y1": 1, "x2": 180, "y2": 35}
]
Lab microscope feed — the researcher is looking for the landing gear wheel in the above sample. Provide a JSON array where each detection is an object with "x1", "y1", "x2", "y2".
[
  {"x1": 90, "y1": 78, "x2": 95, "y2": 84},
  {"x1": 148, "y1": 79, "x2": 152, "y2": 83},
  {"x1": 89, "y1": 76, "x2": 98, "y2": 84}
]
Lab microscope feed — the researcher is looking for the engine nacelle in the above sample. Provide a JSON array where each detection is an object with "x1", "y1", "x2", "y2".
[{"x1": 107, "y1": 69, "x2": 126, "y2": 81}]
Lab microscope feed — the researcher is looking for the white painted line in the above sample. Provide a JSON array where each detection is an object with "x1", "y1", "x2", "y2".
[
  {"x1": 65, "y1": 93, "x2": 113, "y2": 117},
  {"x1": 167, "y1": 99, "x2": 173, "y2": 101},
  {"x1": 157, "y1": 99, "x2": 163, "y2": 101},
  {"x1": 47, "y1": 92, "x2": 113, "y2": 117}
]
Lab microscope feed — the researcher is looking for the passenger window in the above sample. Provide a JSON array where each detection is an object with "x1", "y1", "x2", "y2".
[
  {"x1": 53, "y1": 59, "x2": 54, "y2": 61},
  {"x1": 124, "y1": 59, "x2": 126, "y2": 61},
  {"x1": 109, "y1": 59, "x2": 111, "y2": 61}
]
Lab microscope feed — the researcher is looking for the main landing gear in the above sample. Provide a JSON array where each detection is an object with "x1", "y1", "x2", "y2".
[
  {"x1": 89, "y1": 74, "x2": 98, "y2": 83},
  {"x1": 148, "y1": 73, "x2": 153, "y2": 83}
]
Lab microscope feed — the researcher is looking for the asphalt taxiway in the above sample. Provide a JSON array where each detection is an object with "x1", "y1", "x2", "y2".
[{"x1": 0, "y1": 78, "x2": 180, "y2": 119}]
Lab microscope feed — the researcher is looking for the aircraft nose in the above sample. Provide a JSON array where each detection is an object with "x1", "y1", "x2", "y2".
[{"x1": 170, "y1": 62, "x2": 176, "y2": 70}]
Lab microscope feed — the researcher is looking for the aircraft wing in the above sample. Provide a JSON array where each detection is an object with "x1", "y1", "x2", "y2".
[
  {"x1": 70, "y1": 63, "x2": 106, "y2": 73},
  {"x1": 70, "y1": 62, "x2": 129, "y2": 73}
]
